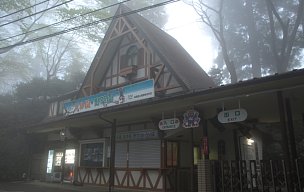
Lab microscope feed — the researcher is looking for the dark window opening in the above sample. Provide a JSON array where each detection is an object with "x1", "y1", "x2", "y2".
[
  {"x1": 126, "y1": 45, "x2": 138, "y2": 67},
  {"x1": 80, "y1": 142, "x2": 104, "y2": 167}
]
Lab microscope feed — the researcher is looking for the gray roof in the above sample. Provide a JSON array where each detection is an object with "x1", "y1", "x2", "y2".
[
  {"x1": 79, "y1": 5, "x2": 215, "y2": 98},
  {"x1": 122, "y1": 5, "x2": 215, "y2": 90}
]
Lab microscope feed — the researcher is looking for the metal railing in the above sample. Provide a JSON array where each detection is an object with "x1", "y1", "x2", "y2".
[{"x1": 206, "y1": 159, "x2": 304, "y2": 192}]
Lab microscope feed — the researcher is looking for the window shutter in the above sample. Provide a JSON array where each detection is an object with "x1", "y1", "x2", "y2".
[
  {"x1": 128, "y1": 140, "x2": 160, "y2": 168},
  {"x1": 115, "y1": 142, "x2": 128, "y2": 168}
]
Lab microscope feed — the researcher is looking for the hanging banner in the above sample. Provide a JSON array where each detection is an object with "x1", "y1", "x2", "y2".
[
  {"x1": 182, "y1": 110, "x2": 200, "y2": 128},
  {"x1": 217, "y1": 108, "x2": 247, "y2": 123},
  {"x1": 158, "y1": 118, "x2": 180, "y2": 130},
  {"x1": 64, "y1": 79, "x2": 154, "y2": 116}
]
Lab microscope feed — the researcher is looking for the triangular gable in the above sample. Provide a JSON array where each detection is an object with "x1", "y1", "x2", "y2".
[{"x1": 78, "y1": 5, "x2": 214, "y2": 98}]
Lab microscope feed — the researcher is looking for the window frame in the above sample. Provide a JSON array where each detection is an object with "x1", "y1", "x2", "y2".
[
  {"x1": 126, "y1": 45, "x2": 138, "y2": 67},
  {"x1": 79, "y1": 139, "x2": 106, "y2": 167}
]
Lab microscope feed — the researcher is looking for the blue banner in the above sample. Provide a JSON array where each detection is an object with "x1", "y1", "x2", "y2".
[{"x1": 64, "y1": 79, "x2": 154, "y2": 116}]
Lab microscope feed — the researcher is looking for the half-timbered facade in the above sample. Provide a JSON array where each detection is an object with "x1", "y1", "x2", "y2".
[
  {"x1": 27, "y1": 5, "x2": 215, "y2": 191},
  {"x1": 27, "y1": 4, "x2": 304, "y2": 192}
]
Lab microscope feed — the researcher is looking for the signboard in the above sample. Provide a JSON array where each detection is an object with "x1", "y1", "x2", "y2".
[
  {"x1": 46, "y1": 150, "x2": 54, "y2": 173},
  {"x1": 55, "y1": 152, "x2": 63, "y2": 166},
  {"x1": 183, "y1": 110, "x2": 200, "y2": 128},
  {"x1": 116, "y1": 130, "x2": 160, "y2": 141},
  {"x1": 65, "y1": 149, "x2": 75, "y2": 164},
  {"x1": 64, "y1": 79, "x2": 154, "y2": 116},
  {"x1": 159, "y1": 118, "x2": 180, "y2": 130},
  {"x1": 217, "y1": 108, "x2": 247, "y2": 123}
]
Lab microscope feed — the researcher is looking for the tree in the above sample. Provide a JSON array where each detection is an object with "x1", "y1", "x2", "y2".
[
  {"x1": 0, "y1": 0, "x2": 72, "y2": 88},
  {"x1": 36, "y1": 34, "x2": 74, "y2": 81},
  {"x1": 191, "y1": 0, "x2": 304, "y2": 84},
  {"x1": 57, "y1": 0, "x2": 169, "y2": 42},
  {"x1": 192, "y1": 0, "x2": 238, "y2": 83},
  {"x1": 0, "y1": 0, "x2": 66, "y2": 54},
  {"x1": 0, "y1": 77, "x2": 82, "y2": 181},
  {"x1": 265, "y1": 0, "x2": 304, "y2": 73}
]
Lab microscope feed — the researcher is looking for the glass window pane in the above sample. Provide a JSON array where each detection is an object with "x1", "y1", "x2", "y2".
[{"x1": 80, "y1": 143, "x2": 104, "y2": 167}]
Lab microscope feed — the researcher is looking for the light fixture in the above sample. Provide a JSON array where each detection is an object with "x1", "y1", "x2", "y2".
[
  {"x1": 247, "y1": 138, "x2": 254, "y2": 146},
  {"x1": 60, "y1": 129, "x2": 66, "y2": 141}
]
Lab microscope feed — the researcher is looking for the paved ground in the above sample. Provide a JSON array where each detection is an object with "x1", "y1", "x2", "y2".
[{"x1": 0, "y1": 181, "x2": 146, "y2": 192}]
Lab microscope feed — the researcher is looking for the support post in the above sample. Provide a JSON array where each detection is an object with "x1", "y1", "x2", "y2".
[
  {"x1": 60, "y1": 129, "x2": 66, "y2": 183},
  {"x1": 277, "y1": 92, "x2": 293, "y2": 191},
  {"x1": 190, "y1": 128, "x2": 194, "y2": 192},
  {"x1": 98, "y1": 114, "x2": 117, "y2": 192},
  {"x1": 109, "y1": 119, "x2": 117, "y2": 192},
  {"x1": 285, "y1": 98, "x2": 297, "y2": 189},
  {"x1": 277, "y1": 91, "x2": 290, "y2": 160},
  {"x1": 285, "y1": 98, "x2": 297, "y2": 161}
]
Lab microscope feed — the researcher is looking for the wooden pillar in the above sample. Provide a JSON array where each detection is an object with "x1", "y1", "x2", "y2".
[
  {"x1": 190, "y1": 128, "x2": 194, "y2": 192},
  {"x1": 285, "y1": 98, "x2": 298, "y2": 160},
  {"x1": 277, "y1": 91, "x2": 291, "y2": 160},
  {"x1": 109, "y1": 119, "x2": 117, "y2": 192},
  {"x1": 285, "y1": 98, "x2": 298, "y2": 190}
]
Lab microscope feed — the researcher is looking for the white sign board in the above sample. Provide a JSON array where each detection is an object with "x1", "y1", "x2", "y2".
[
  {"x1": 65, "y1": 149, "x2": 76, "y2": 164},
  {"x1": 217, "y1": 108, "x2": 247, "y2": 123},
  {"x1": 159, "y1": 118, "x2": 180, "y2": 130},
  {"x1": 46, "y1": 150, "x2": 54, "y2": 173}
]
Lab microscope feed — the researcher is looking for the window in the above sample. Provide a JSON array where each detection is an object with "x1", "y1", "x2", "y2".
[
  {"x1": 126, "y1": 45, "x2": 138, "y2": 67},
  {"x1": 167, "y1": 141, "x2": 178, "y2": 167},
  {"x1": 58, "y1": 101, "x2": 64, "y2": 115},
  {"x1": 80, "y1": 141, "x2": 105, "y2": 167},
  {"x1": 48, "y1": 102, "x2": 58, "y2": 117}
]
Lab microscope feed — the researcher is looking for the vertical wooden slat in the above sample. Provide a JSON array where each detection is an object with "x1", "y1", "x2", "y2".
[
  {"x1": 296, "y1": 159, "x2": 303, "y2": 192},
  {"x1": 282, "y1": 160, "x2": 289, "y2": 191},
  {"x1": 270, "y1": 160, "x2": 276, "y2": 191}
]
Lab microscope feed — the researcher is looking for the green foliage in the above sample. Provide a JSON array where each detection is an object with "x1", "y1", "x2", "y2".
[
  {"x1": 208, "y1": 66, "x2": 225, "y2": 86},
  {"x1": 0, "y1": 76, "x2": 83, "y2": 181},
  {"x1": 57, "y1": 0, "x2": 168, "y2": 42},
  {"x1": 0, "y1": 128, "x2": 29, "y2": 181},
  {"x1": 14, "y1": 77, "x2": 79, "y2": 101}
]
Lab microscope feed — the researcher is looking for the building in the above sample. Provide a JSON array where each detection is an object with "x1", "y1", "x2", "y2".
[{"x1": 27, "y1": 4, "x2": 304, "y2": 192}]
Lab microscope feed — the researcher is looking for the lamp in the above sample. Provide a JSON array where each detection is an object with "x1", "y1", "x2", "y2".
[{"x1": 247, "y1": 138, "x2": 254, "y2": 146}]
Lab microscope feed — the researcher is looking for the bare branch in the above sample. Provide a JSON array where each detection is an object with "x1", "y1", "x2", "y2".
[
  {"x1": 286, "y1": 0, "x2": 304, "y2": 60},
  {"x1": 265, "y1": 0, "x2": 280, "y2": 64}
]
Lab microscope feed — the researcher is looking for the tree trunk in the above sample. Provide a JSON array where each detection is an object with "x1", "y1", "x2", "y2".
[
  {"x1": 222, "y1": 45, "x2": 238, "y2": 83},
  {"x1": 245, "y1": 0, "x2": 261, "y2": 78}
]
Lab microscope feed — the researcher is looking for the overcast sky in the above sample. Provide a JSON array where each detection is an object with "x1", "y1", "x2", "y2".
[{"x1": 165, "y1": 1, "x2": 216, "y2": 72}]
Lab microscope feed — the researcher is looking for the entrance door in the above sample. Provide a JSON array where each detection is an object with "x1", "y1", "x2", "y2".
[{"x1": 240, "y1": 137, "x2": 258, "y2": 160}]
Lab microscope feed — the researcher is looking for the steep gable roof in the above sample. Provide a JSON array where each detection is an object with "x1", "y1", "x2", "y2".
[
  {"x1": 78, "y1": 4, "x2": 214, "y2": 98},
  {"x1": 122, "y1": 5, "x2": 214, "y2": 90}
]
